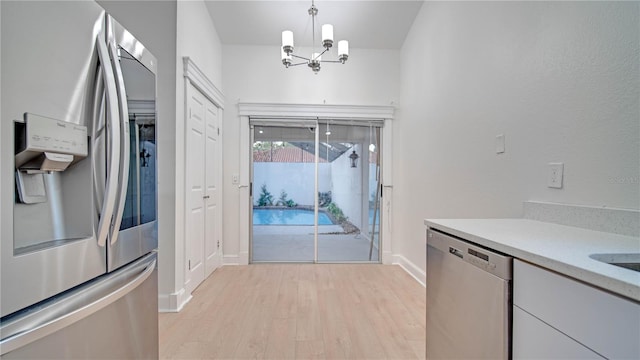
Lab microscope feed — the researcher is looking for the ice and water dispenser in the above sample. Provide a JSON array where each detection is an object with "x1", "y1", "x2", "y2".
[
  {"x1": 14, "y1": 113, "x2": 88, "y2": 204},
  {"x1": 13, "y1": 113, "x2": 92, "y2": 253}
]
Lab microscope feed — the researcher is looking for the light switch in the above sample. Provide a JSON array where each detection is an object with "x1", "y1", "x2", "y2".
[
  {"x1": 495, "y1": 134, "x2": 505, "y2": 154},
  {"x1": 548, "y1": 163, "x2": 564, "y2": 189}
]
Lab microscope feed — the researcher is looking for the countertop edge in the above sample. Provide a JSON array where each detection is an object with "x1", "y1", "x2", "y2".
[{"x1": 424, "y1": 219, "x2": 640, "y2": 303}]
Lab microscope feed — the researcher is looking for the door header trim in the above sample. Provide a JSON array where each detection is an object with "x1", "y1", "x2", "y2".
[{"x1": 238, "y1": 103, "x2": 394, "y2": 121}]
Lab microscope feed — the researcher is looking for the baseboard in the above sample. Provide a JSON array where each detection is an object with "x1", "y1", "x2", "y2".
[
  {"x1": 223, "y1": 251, "x2": 249, "y2": 265},
  {"x1": 223, "y1": 254, "x2": 240, "y2": 265},
  {"x1": 392, "y1": 254, "x2": 426, "y2": 287},
  {"x1": 158, "y1": 287, "x2": 191, "y2": 313},
  {"x1": 239, "y1": 251, "x2": 249, "y2": 264}
]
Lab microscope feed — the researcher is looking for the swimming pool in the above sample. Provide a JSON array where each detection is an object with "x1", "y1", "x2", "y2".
[{"x1": 253, "y1": 208, "x2": 334, "y2": 225}]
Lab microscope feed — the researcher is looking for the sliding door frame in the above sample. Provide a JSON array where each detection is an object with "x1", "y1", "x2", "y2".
[
  {"x1": 249, "y1": 119, "x2": 319, "y2": 263},
  {"x1": 238, "y1": 103, "x2": 394, "y2": 265}
]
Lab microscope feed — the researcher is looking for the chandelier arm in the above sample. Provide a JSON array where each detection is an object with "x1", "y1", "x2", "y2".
[
  {"x1": 314, "y1": 48, "x2": 328, "y2": 60},
  {"x1": 320, "y1": 60, "x2": 343, "y2": 63},
  {"x1": 289, "y1": 62, "x2": 308, "y2": 67},
  {"x1": 291, "y1": 53, "x2": 310, "y2": 61}
]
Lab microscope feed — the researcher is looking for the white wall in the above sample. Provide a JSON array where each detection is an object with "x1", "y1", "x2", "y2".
[
  {"x1": 177, "y1": 1, "x2": 223, "y2": 87},
  {"x1": 396, "y1": 2, "x2": 640, "y2": 274},
  {"x1": 331, "y1": 144, "x2": 364, "y2": 229},
  {"x1": 222, "y1": 45, "x2": 400, "y2": 261},
  {"x1": 254, "y1": 163, "x2": 330, "y2": 206},
  {"x1": 173, "y1": 0, "x2": 223, "y2": 309},
  {"x1": 96, "y1": 0, "x2": 179, "y2": 308}
]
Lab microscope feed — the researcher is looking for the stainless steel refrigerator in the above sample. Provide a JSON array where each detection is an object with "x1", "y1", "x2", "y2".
[{"x1": 0, "y1": 1, "x2": 159, "y2": 358}]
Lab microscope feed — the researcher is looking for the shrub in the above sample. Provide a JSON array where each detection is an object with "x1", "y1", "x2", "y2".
[
  {"x1": 257, "y1": 184, "x2": 273, "y2": 206},
  {"x1": 318, "y1": 191, "x2": 332, "y2": 207},
  {"x1": 327, "y1": 202, "x2": 347, "y2": 223},
  {"x1": 277, "y1": 190, "x2": 297, "y2": 207}
]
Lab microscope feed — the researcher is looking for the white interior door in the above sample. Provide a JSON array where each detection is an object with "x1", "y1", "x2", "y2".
[
  {"x1": 185, "y1": 86, "x2": 206, "y2": 295},
  {"x1": 204, "y1": 103, "x2": 222, "y2": 276},
  {"x1": 185, "y1": 82, "x2": 222, "y2": 294}
]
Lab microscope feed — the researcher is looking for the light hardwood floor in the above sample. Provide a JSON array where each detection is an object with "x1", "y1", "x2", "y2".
[{"x1": 159, "y1": 264, "x2": 426, "y2": 359}]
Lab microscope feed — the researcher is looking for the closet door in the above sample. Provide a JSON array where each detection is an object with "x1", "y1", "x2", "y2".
[
  {"x1": 185, "y1": 84, "x2": 206, "y2": 295},
  {"x1": 204, "y1": 102, "x2": 221, "y2": 276},
  {"x1": 185, "y1": 82, "x2": 222, "y2": 295}
]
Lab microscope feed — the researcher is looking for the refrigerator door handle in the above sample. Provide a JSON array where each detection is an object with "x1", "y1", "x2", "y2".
[
  {"x1": 95, "y1": 34, "x2": 121, "y2": 247},
  {"x1": 108, "y1": 41, "x2": 130, "y2": 245},
  {"x1": 92, "y1": 65, "x2": 106, "y2": 214},
  {"x1": 0, "y1": 255, "x2": 157, "y2": 356}
]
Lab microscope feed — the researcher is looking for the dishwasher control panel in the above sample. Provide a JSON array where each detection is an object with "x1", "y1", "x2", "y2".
[{"x1": 428, "y1": 228, "x2": 512, "y2": 280}]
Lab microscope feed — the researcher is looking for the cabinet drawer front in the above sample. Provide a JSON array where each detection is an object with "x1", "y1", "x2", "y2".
[
  {"x1": 514, "y1": 260, "x2": 640, "y2": 359},
  {"x1": 513, "y1": 306, "x2": 603, "y2": 359}
]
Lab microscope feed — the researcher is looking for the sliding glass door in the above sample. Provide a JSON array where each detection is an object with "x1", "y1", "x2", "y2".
[
  {"x1": 251, "y1": 123, "x2": 316, "y2": 262},
  {"x1": 317, "y1": 123, "x2": 380, "y2": 262},
  {"x1": 250, "y1": 120, "x2": 382, "y2": 263}
]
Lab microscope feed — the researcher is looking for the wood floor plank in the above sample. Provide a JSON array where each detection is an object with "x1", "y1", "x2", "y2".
[
  {"x1": 317, "y1": 288, "x2": 353, "y2": 359},
  {"x1": 233, "y1": 265, "x2": 282, "y2": 359},
  {"x1": 159, "y1": 264, "x2": 426, "y2": 360},
  {"x1": 295, "y1": 340, "x2": 326, "y2": 359},
  {"x1": 264, "y1": 317, "x2": 297, "y2": 359}
]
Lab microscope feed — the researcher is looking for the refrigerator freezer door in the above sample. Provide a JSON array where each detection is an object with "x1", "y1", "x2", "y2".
[
  {"x1": 0, "y1": 253, "x2": 158, "y2": 359},
  {"x1": 0, "y1": 1, "x2": 110, "y2": 317}
]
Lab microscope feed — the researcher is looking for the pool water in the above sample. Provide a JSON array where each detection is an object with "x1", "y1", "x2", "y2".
[{"x1": 253, "y1": 208, "x2": 334, "y2": 225}]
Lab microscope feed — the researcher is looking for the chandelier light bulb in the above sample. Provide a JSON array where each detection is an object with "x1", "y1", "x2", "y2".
[
  {"x1": 282, "y1": 30, "x2": 294, "y2": 54},
  {"x1": 338, "y1": 40, "x2": 349, "y2": 64},
  {"x1": 322, "y1": 24, "x2": 334, "y2": 48}
]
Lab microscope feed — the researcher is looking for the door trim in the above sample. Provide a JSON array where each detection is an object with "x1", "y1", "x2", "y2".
[
  {"x1": 238, "y1": 103, "x2": 395, "y2": 265},
  {"x1": 183, "y1": 57, "x2": 224, "y2": 110}
]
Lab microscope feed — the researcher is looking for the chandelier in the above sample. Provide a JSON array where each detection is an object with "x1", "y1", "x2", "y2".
[{"x1": 280, "y1": 0, "x2": 349, "y2": 74}]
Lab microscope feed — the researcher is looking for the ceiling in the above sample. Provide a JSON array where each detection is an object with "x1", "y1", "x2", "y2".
[{"x1": 204, "y1": 1, "x2": 424, "y2": 49}]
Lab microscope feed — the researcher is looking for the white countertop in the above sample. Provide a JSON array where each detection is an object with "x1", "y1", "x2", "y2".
[{"x1": 424, "y1": 218, "x2": 640, "y2": 302}]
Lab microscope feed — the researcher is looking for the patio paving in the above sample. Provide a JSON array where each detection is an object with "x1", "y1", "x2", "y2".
[{"x1": 252, "y1": 225, "x2": 380, "y2": 262}]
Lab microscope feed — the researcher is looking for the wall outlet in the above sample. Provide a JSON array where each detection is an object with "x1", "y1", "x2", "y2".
[
  {"x1": 232, "y1": 173, "x2": 239, "y2": 185},
  {"x1": 548, "y1": 163, "x2": 564, "y2": 189}
]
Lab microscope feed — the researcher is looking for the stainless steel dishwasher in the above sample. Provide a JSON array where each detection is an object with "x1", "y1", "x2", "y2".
[{"x1": 426, "y1": 228, "x2": 513, "y2": 359}]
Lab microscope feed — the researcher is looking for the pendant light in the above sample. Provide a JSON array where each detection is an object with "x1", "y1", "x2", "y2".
[{"x1": 281, "y1": 0, "x2": 350, "y2": 74}]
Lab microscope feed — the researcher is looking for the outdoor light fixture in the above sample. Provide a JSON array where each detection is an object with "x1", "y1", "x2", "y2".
[
  {"x1": 281, "y1": 0, "x2": 349, "y2": 74},
  {"x1": 349, "y1": 150, "x2": 359, "y2": 168}
]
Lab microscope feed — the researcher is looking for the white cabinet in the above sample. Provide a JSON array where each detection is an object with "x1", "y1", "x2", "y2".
[
  {"x1": 513, "y1": 259, "x2": 640, "y2": 359},
  {"x1": 513, "y1": 306, "x2": 602, "y2": 359}
]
